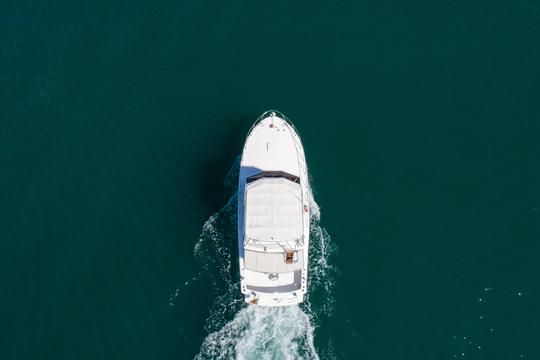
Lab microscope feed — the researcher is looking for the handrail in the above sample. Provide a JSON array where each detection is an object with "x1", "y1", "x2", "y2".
[
  {"x1": 245, "y1": 236, "x2": 304, "y2": 250},
  {"x1": 245, "y1": 110, "x2": 301, "y2": 142}
]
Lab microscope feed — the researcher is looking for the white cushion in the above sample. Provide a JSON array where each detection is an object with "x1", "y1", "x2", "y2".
[{"x1": 245, "y1": 177, "x2": 302, "y2": 242}]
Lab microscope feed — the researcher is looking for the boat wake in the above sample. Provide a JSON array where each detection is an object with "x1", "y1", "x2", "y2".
[
  {"x1": 191, "y1": 158, "x2": 337, "y2": 359},
  {"x1": 196, "y1": 305, "x2": 318, "y2": 360}
]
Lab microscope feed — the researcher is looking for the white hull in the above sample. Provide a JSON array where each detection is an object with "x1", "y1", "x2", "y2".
[{"x1": 238, "y1": 111, "x2": 309, "y2": 307}]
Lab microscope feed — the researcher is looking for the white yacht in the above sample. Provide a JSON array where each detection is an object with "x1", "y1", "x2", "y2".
[{"x1": 238, "y1": 111, "x2": 310, "y2": 306}]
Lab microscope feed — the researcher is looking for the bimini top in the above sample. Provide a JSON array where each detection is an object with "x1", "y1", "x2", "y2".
[{"x1": 245, "y1": 177, "x2": 303, "y2": 243}]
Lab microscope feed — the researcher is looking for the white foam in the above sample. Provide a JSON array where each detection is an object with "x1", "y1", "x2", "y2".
[
  {"x1": 308, "y1": 183, "x2": 321, "y2": 222},
  {"x1": 196, "y1": 305, "x2": 319, "y2": 360}
]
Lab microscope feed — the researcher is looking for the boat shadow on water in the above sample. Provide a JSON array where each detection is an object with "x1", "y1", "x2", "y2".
[{"x1": 197, "y1": 115, "x2": 250, "y2": 213}]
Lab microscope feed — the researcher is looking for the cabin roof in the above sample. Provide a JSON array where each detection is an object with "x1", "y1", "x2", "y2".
[{"x1": 244, "y1": 177, "x2": 303, "y2": 242}]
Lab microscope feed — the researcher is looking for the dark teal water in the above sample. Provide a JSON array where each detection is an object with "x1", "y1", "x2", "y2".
[{"x1": 2, "y1": 1, "x2": 540, "y2": 359}]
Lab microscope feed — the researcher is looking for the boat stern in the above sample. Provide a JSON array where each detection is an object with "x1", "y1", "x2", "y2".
[{"x1": 244, "y1": 290, "x2": 304, "y2": 307}]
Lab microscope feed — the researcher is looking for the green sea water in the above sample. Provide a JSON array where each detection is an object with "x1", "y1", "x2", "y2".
[{"x1": 2, "y1": 0, "x2": 540, "y2": 359}]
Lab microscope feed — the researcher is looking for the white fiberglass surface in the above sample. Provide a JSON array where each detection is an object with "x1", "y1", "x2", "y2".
[
  {"x1": 241, "y1": 116, "x2": 301, "y2": 178},
  {"x1": 244, "y1": 249, "x2": 304, "y2": 273}
]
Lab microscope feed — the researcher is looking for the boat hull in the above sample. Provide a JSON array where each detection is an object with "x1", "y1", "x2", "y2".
[{"x1": 238, "y1": 111, "x2": 309, "y2": 307}]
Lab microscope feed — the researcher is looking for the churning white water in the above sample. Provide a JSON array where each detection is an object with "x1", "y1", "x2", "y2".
[{"x1": 196, "y1": 305, "x2": 318, "y2": 360}]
